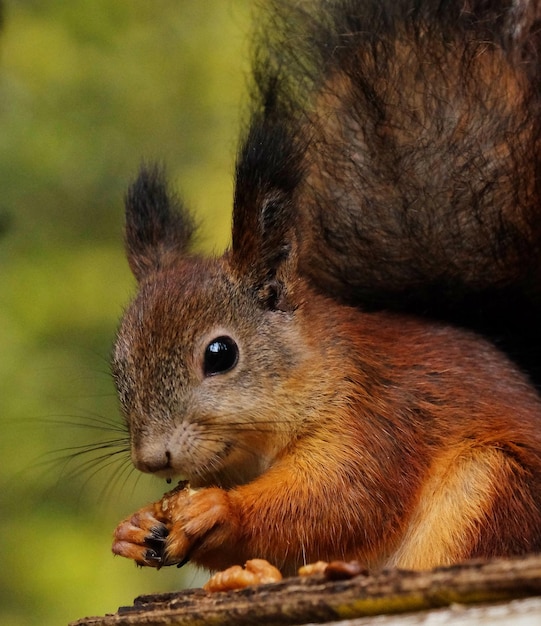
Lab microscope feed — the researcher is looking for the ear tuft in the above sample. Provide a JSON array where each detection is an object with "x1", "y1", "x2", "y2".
[
  {"x1": 231, "y1": 111, "x2": 304, "y2": 288},
  {"x1": 125, "y1": 165, "x2": 196, "y2": 281}
]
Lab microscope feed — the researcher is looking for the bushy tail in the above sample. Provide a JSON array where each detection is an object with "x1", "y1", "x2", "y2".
[{"x1": 235, "y1": 0, "x2": 541, "y2": 386}]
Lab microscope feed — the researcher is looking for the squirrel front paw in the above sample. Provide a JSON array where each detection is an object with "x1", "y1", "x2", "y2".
[
  {"x1": 112, "y1": 481, "x2": 239, "y2": 569},
  {"x1": 112, "y1": 507, "x2": 171, "y2": 567}
]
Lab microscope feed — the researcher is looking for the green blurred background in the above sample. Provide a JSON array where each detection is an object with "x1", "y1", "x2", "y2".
[{"x1": 0, "y1": 1, "x2": 250, "y2": 624}]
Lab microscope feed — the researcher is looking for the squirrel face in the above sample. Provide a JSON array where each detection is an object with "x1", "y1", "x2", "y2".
[
  {"x1": 112, "y1": 121, "x2": 312, "y2": 488},
  {"x1": 112, "y1": 254, "x2": 317, "y2": 489}
]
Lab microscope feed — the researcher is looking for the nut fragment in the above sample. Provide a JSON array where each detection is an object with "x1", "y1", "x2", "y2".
[
  {"x1": 298, "y1": 561, "x2": 329, "y2": 576},
  {"x1": 203, "y1": 559, "x2": 283, "y2": 592},
  {"x1": 324, "y1": 560, "x2": 369, "y2": 580},
  {"x1": 152, "y1": 480, "x2": 196, "y2": 522},
  {"x1": 298, "y1": 560, "x2": 369, "y2": 580}
]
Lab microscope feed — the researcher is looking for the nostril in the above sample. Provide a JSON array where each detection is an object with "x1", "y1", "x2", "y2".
[{"x1": 132, "y1": 445, "x2": 173, "y2": 474}]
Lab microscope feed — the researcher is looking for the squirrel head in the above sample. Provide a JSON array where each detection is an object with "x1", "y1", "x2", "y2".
[{"x1": 112, "y1": 117, "x2": 318, "y2": 489}]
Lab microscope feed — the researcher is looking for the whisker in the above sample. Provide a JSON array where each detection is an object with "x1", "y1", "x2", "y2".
[
  {"x1": 47, "y1": 448, "x2": 129, "y2": 489},
  {"x1": 52, "y1": 445, "x2": 127, "y2": 478},
  {"x1": 32, "y1": 413, "x2": 128, "y2": 434},
  {"x1": 115, "y1": 461, "x2": 144, "y2": 501},
  {"x1": 33, "y1": 441, "x2": 130, "y2": 471},
  {"x1": 193, "y1": 420, "x2": 292, "y2": 433},
  {"x1": 93, "y1": 456, "x2": 137, "y2": 503}
]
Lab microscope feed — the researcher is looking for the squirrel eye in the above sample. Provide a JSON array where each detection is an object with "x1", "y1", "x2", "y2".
[{"x1": 203, "y1": 336, "x2": 239, "y2": 376}]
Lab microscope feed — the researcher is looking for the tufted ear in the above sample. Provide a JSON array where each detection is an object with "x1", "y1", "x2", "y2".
[
  {"x1": 231, "y1": 110, "x2": 305, "y2": 309},
  {"x1": 124, "y1": 165, "x2": 196, "y2": 281}
]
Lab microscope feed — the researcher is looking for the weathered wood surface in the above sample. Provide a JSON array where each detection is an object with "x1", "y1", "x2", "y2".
[
  {"x1": 335, "y1": 597, "x2": 541, "y2": 624},
  {"x1": 70, "y1": 554, "x2": 541, "y2": 626}
]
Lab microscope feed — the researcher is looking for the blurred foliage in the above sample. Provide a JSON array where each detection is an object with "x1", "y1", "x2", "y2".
[{"x1": 0, "y1": 1, "x2": 251, "y2": 624}]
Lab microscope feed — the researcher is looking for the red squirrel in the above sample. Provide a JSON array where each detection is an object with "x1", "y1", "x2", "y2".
[{"x1": 112, "y1": 0, "x2": 541, "y2": 575}]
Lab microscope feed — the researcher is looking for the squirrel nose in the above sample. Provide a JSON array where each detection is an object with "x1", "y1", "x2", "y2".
[{"x1": 132, "y1": 445, "x2": 172, "y2": 474}]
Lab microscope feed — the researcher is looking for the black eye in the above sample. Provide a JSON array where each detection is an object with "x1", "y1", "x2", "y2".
[{"x1": 203, "y1": 336, "x2": 239, "y2": 376}]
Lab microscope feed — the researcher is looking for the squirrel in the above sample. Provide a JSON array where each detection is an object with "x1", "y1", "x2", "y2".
[{"x1": 112, "y1": 0, "x2": 541, "y2": 576}]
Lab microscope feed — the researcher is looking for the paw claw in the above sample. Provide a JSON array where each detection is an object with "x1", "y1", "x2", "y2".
[
  {"x1": 149, "y1": 524, "x2": 169, "y2": 540},
  {"x1": 144, "y1": 524, "x2": 169, "y2": 554},
  {"x1": 144, "y1": 548, "x2": 162, "y2": 563},
  {"x1": 176, "y1": 556, "x2": 190, "y2": 568}
]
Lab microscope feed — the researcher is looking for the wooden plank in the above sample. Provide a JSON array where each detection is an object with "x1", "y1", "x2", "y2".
[
  {"x1": 70, "y1": 554, "x2": 541, "y2": 626},
  {"x1": 318, "y1": 597, "x2": 541, "y2": 625}
]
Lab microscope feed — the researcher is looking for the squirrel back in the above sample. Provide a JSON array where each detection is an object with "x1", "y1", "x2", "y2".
[{"x1": 239, "y1": 0, "x2": 541, "y2": 385}]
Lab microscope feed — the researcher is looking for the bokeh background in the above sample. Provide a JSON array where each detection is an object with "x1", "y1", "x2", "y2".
[{"x1": 0, "y1": 2, "x2": 250, "y2": 624}]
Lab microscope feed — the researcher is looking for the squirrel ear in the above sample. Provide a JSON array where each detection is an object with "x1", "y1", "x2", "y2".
[
  {"x1": 231, "y1": 112, "x2": 304, "y2": 308},
  {"x1": 124, "y1": 165, "x2": 196, "y2": 281}
]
